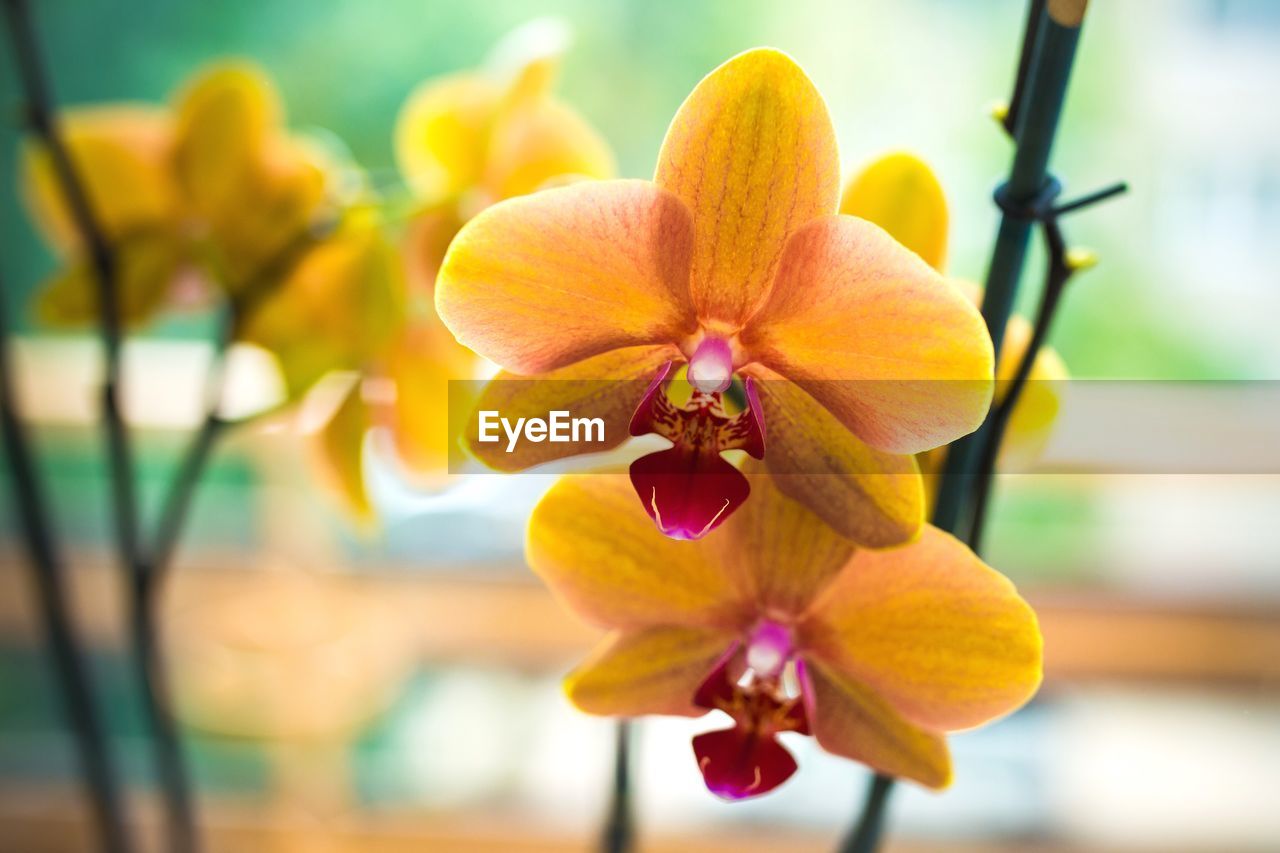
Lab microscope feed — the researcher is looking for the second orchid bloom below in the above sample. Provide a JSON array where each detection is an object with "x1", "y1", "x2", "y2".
[
  {"x1": 437, "y1": 48, "x2": 995, "y2": 545},
  {"x1": 528, "y1": 470, "x2": 1042, "y2": 799}
]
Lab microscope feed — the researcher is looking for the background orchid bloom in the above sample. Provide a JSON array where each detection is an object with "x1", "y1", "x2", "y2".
[
  {"x1": 395, "y1": 19, "x2": 616, "y2": 291},
  {"x1": 292, "y1": 24, "x2": 620, "y2": 519},
  {"x1": 841, "y1": 151, "x2": 1069, "y2": 478},
  {"x1": 22, "y1": 61, "x2": 337, "y2": 329},
  {"x1": 527, "y1": 469, "x2": 1042, "y2": 799},
  {"x1": 438, "y1": 48, "x2": 993, "y2": 544},
  {"x1": 21, "y1": 60, "x2": 408, "y2": 521}
]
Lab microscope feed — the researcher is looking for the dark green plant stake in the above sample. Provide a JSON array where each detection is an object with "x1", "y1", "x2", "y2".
[
  {"x1": 601, "y1": 720, "x2": 635, "y2": 853},
  {"x1": 0, "y1": 268, "x2": 135, "y2": 853},
  {"x1": 0, "y1": 1, "x2": 198, "y2": 850},
  {"x1": 838, "y1": 1, "x2": 1124, "y2": 851}
]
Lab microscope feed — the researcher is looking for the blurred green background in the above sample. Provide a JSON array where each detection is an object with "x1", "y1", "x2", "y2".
[{"x1": 5, "y1": 0, "x2": 1279, "y2": 379}]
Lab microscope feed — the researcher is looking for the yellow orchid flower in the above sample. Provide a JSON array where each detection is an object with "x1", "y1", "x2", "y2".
[
  {"x1": 22, "y1": 61, "x2": 407, "y2": 521},
  {"x1": 300, "y1": 307, "x2": 477, "y2": 520},
  {"x1": 21, "y1": 61, "x2": 340, "y2": 329},
  {"x1": 395, "y1": 19, "x2": 616, "y2": 291},
  {"x1": 300, "y1": 24, "x2": 619, "y2": 517},
  {"x1": 237, "y1": 203, "x2": 412, "y2": 520},
  {"x1": 840, "y1": 152, "x2": 1068, "y2": 481},
  {"x1": 528, "y1": 470, "x2": 1042, "y2": 798},
  {"x1": 437, "y1": 49, "x2": 994, "y2": 544}
]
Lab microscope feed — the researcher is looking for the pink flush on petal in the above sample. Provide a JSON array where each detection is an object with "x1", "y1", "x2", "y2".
[{"x1": 628, "y1": 363, "x2": 765, "y2": 540}]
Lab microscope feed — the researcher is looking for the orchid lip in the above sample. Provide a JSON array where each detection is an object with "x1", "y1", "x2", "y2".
[
  {"x1": 627, "y1": 363, "x2": 765, "y2": 541},
  {"x1": 690, "y1": 640, "x2": 810, "y2": 801}
]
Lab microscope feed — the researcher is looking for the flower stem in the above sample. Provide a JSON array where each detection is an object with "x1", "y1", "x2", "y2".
[
  {"x1": 600, "y1": 720, "x2": 635, "y2": 853},
  {"x1": 836, "y1": 773, "x2": 893, "y2": 853},
  {"x1": 0, "y1": 2, "x2": 199, "y2": 848},
  {"x1": 840, "y1": 3, "x2": 1092, "y2": 851},
  {"x1": 0, "y1": 271, "x2": 135, "y2": 853},
  {"x1": 930, "y1": 0, "x2": 1087, "y2": 540}
]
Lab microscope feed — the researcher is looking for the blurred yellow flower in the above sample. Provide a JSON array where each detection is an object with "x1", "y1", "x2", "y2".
[
  {"x1": 22, "y1": 61, "x2": 340, "y2": 328},
  {"x1": 528, "y1": 470, "x2": 1042, "y2": 798},
  {"x1": 21, "y1": 60, "x2": 409, "y2": 523},
  {"x1": 840, "y1": 152, "x2": 1068, "y2": 486},
  {"x1": 395, "y1": 19, "x2": 616, "y2": 291},
  {"x1": 306, "y1": 22, "x2": 620, "y2": 518}
]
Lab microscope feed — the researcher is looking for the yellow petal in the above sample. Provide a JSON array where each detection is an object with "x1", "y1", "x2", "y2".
[
  {"x1": 484, "y1": 97, "x2": 615, "y2": 200},
  {"x1": 566, "y1": 625, "x2": 732, "y2": 717},
  {"x1": 803, "y1": 658, "x2": 952, "y2": 789},
  {"x1": 655, "y1": 48, "x2": 840, "y2": 326},
  {"x1": 526, "y1": 474, "x2": 745, "y2": 631},
  {"x1": 802, "y1": 525, "x2": 1042, "y2": 732},
  {"x1": 311, "y1": 373, "x2": 374, "y2": 523},
  {"x1": 208, "y1": 134, "x2": 332, "y2": 291},
  {"x1": 383, "y1": 319, "x2": 479, "y2": 476},
  {"x1": 745, "y1": 364, "x2": 924, "y2": 548},
  {"x1": 945, "y1": 281, "x2": 1068, "y2": 471},
  {"x1": 394, "y1": 72, "x2": 503, "y2": 202},
  {"x1": 240, "y1": 216, "x2": 401, "y2": 398},
  {"x1": 741, "y1": 215, "x2": 994, "y2": 454},
  {"x1": 487, "y1": 18, "x2": 570, "y2": 106},
  {"x1": 436, "y1": 180, "x2": 697, "y2": 374},
  {"x1": 35, "y1": 228, "x2": 185, "y2": 329},
  {"x1": 465, "y1": 344, "x2": 675, "y2": 472},
  {"x1": 401, "y1": 201, "x2": 464, "y2": 297},
  {"x1": 840, "y1": 152, "x2": 948, "y2": 272},
  {"x1": 173, "y1": 61, "x2": 281, "y2": 221},
  {"x1": 21, "y1": 105, "x2": 176, "y2": 251},
  {"x1": 709, "y1": 464, "x2": 853, "y2": 618},
  {"x1": 995, "y1": 313, "x2": 1067, "y2": 471}
]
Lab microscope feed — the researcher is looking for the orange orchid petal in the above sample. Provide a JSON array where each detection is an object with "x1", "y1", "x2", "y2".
[
  {"x1": 484, "y1": 97, "x2": 615, "y2": 200},
  {"x1": 172, "y1": 62, "x2": 332, "y2": 289},
  {"x1": 394, "y1": 72, "x2": 503, "y2": 202},
  {"x1": 710, "y1": 465, "x2": 853, "y2": 618},
  {"x1": 311, "y1": 374, "x2": 375, "y2": 523},
  {"x1": 383, "y1": 318, "x2": 479, "y2": 476},
  {"x1": 840, "y1": 152, "x2": 948, "y2": 271},
  {"x1": 803, "y1": 658, "x2": 952, "y2": 789},
  {"x1": 741, "y1": 215, "x2": 994, "y2": 454},
  {"x1": 210, "y1": 135, "x2": 332, "y2": 291},
  {"x1": 486, "y1": 18, "x2": 569, "y2": 106},
  {"x1": 401, "y1": 202, "x2": 464, "y2": 297},
  {"x1": 466, "y1": 344, "x2": 677, "y2": 472},
  {"x1": 655, "y1": 48, "x2": 840, "y2": 326},
  {"x1": 436, "y1": 180, "x2": 698, "y2": 374},
  {"x1": 173, "y1": 61, "x2": 281, "y2": 221},
  {"x1": 802, "y1": 526, "x2": 1042, "y2": 732},
  {"x1": 566, "y1": 625, "x2": 733, "y2": 717},
  {"x1": 21, "y1": 105, "x2": 177, "y2": 251},
  {"x1": 34, "y1": 227, "x2": 186, "y2": 329},
  {"x1": 744, "y1": 364, "x2": 923, "y2": 547},
  {"x1": 526, "y1": 474, "x2": 744, "y2": 631},
  {"x1": 240, "y1": 217, "x2": 401, "y2": 398},
  {"x1": 946, "y1": 280, "x2": 1068, "y2": 471},
  {"x1": 995, "y1": 312, "x2": 1067, "y2": 471}
]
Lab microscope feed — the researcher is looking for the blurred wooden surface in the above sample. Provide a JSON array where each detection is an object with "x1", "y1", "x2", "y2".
[
  {"x1": 0, "y1": 786, "x2": 1133, "y2": 853},
  {"x1": 1, "y1": 552, "x2": 1278, "y2": 688}
]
